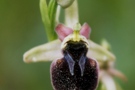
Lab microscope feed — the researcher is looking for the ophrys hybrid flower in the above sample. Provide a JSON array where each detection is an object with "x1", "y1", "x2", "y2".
[
  {"x1": 24, "y1": 0, "x2": 126, "y2": 89},
  {"x1": 23, "y1": 23, "x2": 125, "y2": 90}
]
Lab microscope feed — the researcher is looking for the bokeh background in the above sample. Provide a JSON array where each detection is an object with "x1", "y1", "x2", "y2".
[{"x1": 0, "y1": 0, "x2": 135, "y2": 90}]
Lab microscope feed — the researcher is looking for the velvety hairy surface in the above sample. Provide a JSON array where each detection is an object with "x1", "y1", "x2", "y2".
[{"x1": 51, "y1": 57, "x2": 98, "y2": 90}]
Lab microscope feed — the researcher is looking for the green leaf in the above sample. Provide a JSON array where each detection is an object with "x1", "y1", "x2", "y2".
[
  {"x1": 48, "y1": 0, "x2": 58, "y2": 40},
  {"x1": 40, "y1": 0, "x2": 57, "y2": 41}
]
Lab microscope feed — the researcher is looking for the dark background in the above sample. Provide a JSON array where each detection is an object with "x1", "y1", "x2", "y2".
[{"x1": 0, "y1": 0, "x2": 135, "y2": 90}]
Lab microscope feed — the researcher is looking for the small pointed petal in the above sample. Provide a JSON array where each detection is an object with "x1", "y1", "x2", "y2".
[
  {"x1": 108, "y1": 68, "x2": 127, "y2": 81},
  {"x1": 23, "y1": 40, "x2": 62, "y2": 63},
  {"x1": 87, "y1": 40, "x2": 116, "y2": 64},
  {"x1": 80, "y1": 23, "x2": 91, "y2": 39},
  {"x1": 101, "y1": 73, "x2": 116, "y2": 90},
  {"x1": 55, "y1": 24, "x2": 73, "y2": 41},
  {"x1": 101, "y1": 39, "x2": 111, "y2": 50}
]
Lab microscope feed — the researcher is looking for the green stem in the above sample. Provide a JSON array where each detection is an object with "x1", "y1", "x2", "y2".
[{"x1": 65, "y1": 0, "x2": 79, "y2": 28}]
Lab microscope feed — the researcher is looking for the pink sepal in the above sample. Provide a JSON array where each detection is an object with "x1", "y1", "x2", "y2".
[
  {"x1": 80, "y1": 23, "x2": 91, "y2": 39},
  {"x1": 55, "y1": 24, "x2": 73, "y2": 41}
]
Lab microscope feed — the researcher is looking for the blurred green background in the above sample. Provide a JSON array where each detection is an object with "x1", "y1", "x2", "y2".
[{"x1": 0, "y1": 0, "x2": 135, "y2": 90}]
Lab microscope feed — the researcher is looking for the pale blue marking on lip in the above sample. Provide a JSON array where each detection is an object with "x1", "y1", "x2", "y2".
[
  {"x1": 64, "y1": 52, "x2": 75, "y2": 76},
  {"x1": 79, "y1": 54, "x2": 86, "y2": 76}
]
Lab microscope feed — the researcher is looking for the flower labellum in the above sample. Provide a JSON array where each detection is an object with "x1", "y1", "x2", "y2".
[{"x1": 51, "y1": 23, "x2": 99, "y2": 90}]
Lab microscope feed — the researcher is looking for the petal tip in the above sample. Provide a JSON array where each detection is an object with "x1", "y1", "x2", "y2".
[
  {"x1": 55, "y1": 24, "x2": 73, "y2": 41},
  {"x1": 80, "y1": 23, "x2": 91, "y2": 38}
]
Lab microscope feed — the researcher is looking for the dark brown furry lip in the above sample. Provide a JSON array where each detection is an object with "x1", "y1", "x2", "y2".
[{"x1": 50, "y1": 41, "x2": 98, "y2": 90}]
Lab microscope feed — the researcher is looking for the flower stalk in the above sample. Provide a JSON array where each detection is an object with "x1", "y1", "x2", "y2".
[{"x1": 65, "y1": 0, "x2": 79, "y2": 28}]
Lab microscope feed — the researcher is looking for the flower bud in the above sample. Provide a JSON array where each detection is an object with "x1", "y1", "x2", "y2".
[{"x1": 56, "y1": 0, "x2": 75, "y2": 8}]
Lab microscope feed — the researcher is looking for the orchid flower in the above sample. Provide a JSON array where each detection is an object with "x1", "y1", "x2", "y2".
[
  {"x1": 23, "y1": 23, "x2": 126, "y2": 90},
  {"x1": 23, "y1": 0, "x2": 126, "y2": 90}
]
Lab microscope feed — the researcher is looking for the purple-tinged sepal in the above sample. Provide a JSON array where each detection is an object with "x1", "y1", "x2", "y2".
[
  {"x1": 80, "y1": 23, "x2": 91, "y2": 39},
  {"x1": 55, "y1": 24, "x2": 73, "y2": 41}
]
